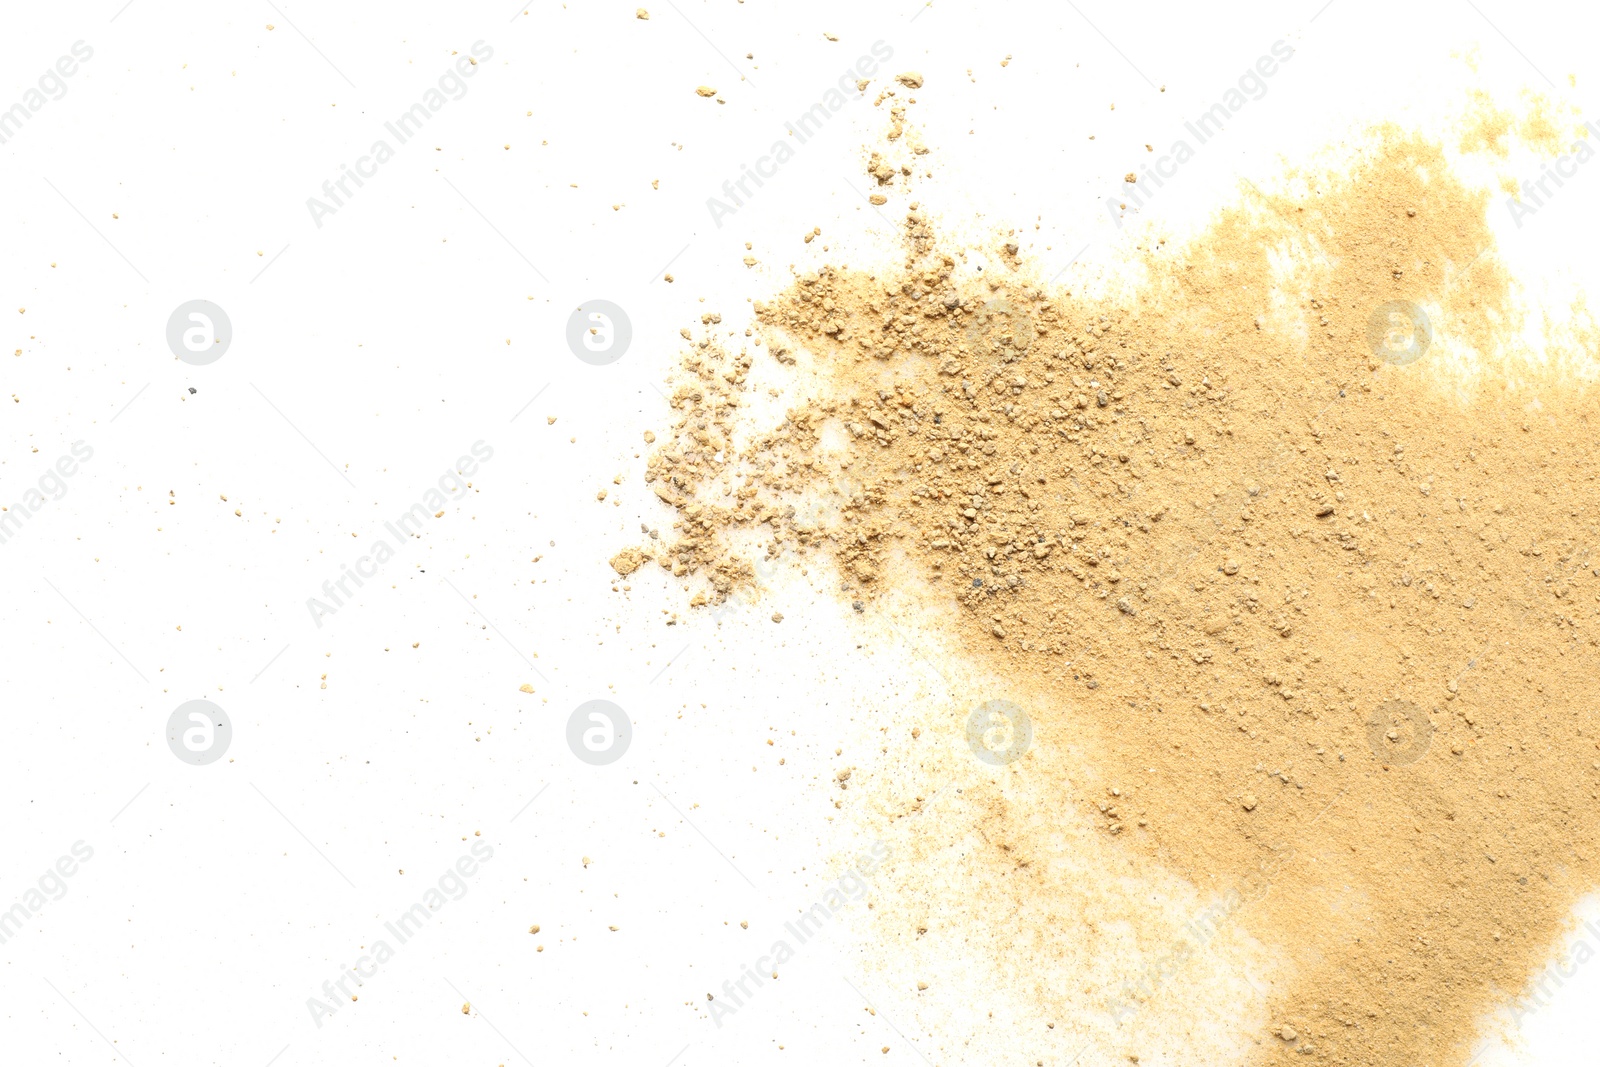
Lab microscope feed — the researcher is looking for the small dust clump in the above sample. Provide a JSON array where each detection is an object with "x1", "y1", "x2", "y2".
[{"x1": 609, "y1": 547, "x2": 645, "y2": 576}]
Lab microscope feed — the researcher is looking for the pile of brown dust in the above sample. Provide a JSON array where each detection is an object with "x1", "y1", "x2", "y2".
[{"x1": 627, "y1": 109, "x2": 1600, "y2": 1065}]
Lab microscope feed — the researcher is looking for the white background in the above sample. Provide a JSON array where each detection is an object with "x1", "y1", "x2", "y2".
[{"x1": 4, "y1": 1, "x2": 1600, "y2": 1064}]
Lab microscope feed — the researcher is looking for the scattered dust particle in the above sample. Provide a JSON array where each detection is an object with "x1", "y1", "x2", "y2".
[
  {"x1": 519, "y1": 683, "x2": 535, "y2": 694},
  {"x1": 596, "y1": 489, "x2": 608, "y2": 502},
  {"x1": 1242, "y1": 795, "x2": 1258, "y2": 811},
  {"x1": 644, "y1": 430, "x2": 656, "y2": 443},
  {"x1": 771, "y1": 612, "x2": 784, "y2": 623},
  {"x1": 895, "y1": 72, "x2": 923, "y2": 88},
  {"x1": 695, "y1": 86, "x2": 717, "y2": 97},
  {"x1": 461, "y1": 1003, "x2": 470, "y2": 1015},
  {"x1": 530, "y1": 924, "x2": 540, "y2": 933},
  {"x1": 611, "y1": 548, "x2": 645, "y2": 576},
  {"x1": 636, "y1": 7, "x2": 649, "y2": 17},
  {"x1": 547, "y1": 416, "x2": 557, "y2": 425}
]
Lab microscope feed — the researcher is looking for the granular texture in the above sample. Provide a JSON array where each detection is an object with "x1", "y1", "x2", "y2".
[{"x1": 632, "y1": 112, "x2": 1600, "y2": 1065}]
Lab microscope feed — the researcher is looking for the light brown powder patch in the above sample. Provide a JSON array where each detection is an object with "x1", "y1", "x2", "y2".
[{"x1": 633, "y1": 121, "x2": 1600, "y2": 1066}]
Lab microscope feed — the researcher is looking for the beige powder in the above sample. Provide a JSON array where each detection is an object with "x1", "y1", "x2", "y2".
[{"x1": 629, "y1": 103, "x2": 1600, "y2": 1065}]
